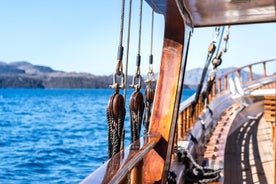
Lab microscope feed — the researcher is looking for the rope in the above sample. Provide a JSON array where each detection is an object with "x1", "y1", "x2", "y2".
[
  {"x1": 111, "y1": 0, "x2": 126, "y2": 90},
  {"x1": 143, "y1": 9, "x2": 156, "y2": 135},
  {"x1": 137, "y1": 0, "x2": 143, "y2": 56},
  {"x1": 214, "y1": 26, "x2": 225, "y2": 60},
  {"x1": 115, "y1": 0, "x2": 125, "y2": 76},
  {"x1": 222, "y1": 26, "x2": 230, "y2": 53},
  {"x1": 135, "y1": 0, "x2": 143, "y2": 77},
  {"x1": 150, "y1": 10, "x2": 154, "y2": 56},
  {"x1": 201, "y1": 26, "x2": 231, "y2": 104},
  {"x1": 107, "y1": 0, "x2": 127, "y2": 159},
  {"x1": 176, "y1": 147, "x2": 222, "y2": 183},
  {"x1": 191, "y1": 27, "x2": 220, "y2": 116},
  {"x1": 119, "y1": 0, "x2": 125, "y2": 47},
  {"x1": 145, "y1": 9, "x2": 155, "y2": 82},
  {"x1": 124, "y1": 0, "x2": 133, "y2": 100},
  {"x1": 130, "y1": 0, "x2": 143, "y2": 90},
  {"x1": 148, "y1": 9, "x2": 155, "y2": 74},
  {"x1": 129, "y1": 0, "x2": 145, "y2": 142}
]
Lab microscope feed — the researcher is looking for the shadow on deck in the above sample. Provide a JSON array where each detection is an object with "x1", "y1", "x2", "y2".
[
  {"x1": 224, "y1": 115, "x2": 274, "y2": 184},
  {"x1": 202, "y1": 98, "x2": 275, "y2": 184}
]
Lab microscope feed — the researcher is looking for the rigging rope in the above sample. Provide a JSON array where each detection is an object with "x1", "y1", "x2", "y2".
[
  {"x1": 150, "y1": 9, "x2": 154, "y2": 57},
  {"x1": 202, "y1": 26, "x2": 230, "y2": 104},
  {"x1": 129, "y1": 0, "x2": 145, "y2": 143},
  {"x1": 118, "y1": 0, "x2": 125, "y2": 48},
  {"x1": 191, "y1": 27, "x2": 221, "y2": 116},
  {"x1": 143, "y1": 9, "x2": 156, "y2": 134},
  {"x1": 123, "y1": 0, "x2": 133, "y2": 100},
  {"x1": 137, "y1": 0, "x2": 142, "y2": 57},
  {"x1": 116, "y1": 0, "x2": 125, "y2": 76},
  {"x1": 107, "y1": 0, "x2": 126, "y2": 158}
]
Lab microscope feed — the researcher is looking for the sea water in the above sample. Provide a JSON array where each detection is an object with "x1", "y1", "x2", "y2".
[{"x1": 0, "y1": 88, "x2": 195, "y2": 183}]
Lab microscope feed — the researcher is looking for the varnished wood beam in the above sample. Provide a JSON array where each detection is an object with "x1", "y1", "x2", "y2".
[{"x1": 143, "y1": 0, "x2": 192, "y2": 182}]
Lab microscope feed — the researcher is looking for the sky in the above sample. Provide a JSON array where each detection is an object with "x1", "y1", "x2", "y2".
[{"x1": 0, "y1": 0, "x2": 275, "y2": 76}]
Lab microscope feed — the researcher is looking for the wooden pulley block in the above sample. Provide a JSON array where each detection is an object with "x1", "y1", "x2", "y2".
[
  {"x1": 107, "y1": 93, "x2": 125, "y2": 121},
  {"x1": 145, "y1": 84, "x2": 155, "y2": 103},
  {"x1": 107, "y1": 93, "x2": 126, "y2": 158},
  {"x1": 129, "y1": 91, "x2": 145, "y2": 142},
  {"x1": 212, "y1": 58, "x2": 222, "y2": 67},
  {"x1": 130, "y1": 91, "x2": 144, "y2": 113},
  {"x1": 208, "y1": 43, "x2": 216, "y2": 54}
]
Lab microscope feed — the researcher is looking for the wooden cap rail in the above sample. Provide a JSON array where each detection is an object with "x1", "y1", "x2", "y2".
[{"x1": 81, "y1": 134, "x2": 161, "y2": 184}]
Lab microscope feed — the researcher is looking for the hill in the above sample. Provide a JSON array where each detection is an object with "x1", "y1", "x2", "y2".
[
  {"x1": 0, "y1": 61, "x2": 112, "y2": 88},
  {"x1": 184, "y1": 67, "x2": 261, "y2": 89},
  {"x1": 0, "y1": 61, "x2": 260, "y2": 89}
]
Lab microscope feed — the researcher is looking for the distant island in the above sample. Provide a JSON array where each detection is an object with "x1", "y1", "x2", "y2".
[{"x1": 0, "y1": 61, "x2": 259, "y2": 89}]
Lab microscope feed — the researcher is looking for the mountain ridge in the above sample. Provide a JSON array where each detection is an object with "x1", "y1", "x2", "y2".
[{"x1": 0, "y1": 61, "x2": 259, "y2": 89}]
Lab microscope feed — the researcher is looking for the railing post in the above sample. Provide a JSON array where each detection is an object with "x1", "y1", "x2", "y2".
[
  {"x1": 263, "y1": 61, "x2": 267, "y2": 77},
  {"x1": 249, "y1": 65, "x2": 253, "y2": 81},
  {"x1": 189, "y1": 106, "x2": 193, "y2": 130},
  {"x1": 187, "y1": 107, "x2": 191, "y2": 131},
  {"x1": 130, "y1": 161, "x2": 143, "y2": 184},
  {"x1": 218, "y1": 78, "x2": 222, "y2": 95},
  {"x1": 237, "y1": 69, "x2": 241, "y2": 78},
  {"x1": 177, "y1": 112, "x2": 183, "y2": 140},
  {"x1": 199, "y1": 98, "x2": 203, "y2": 113},
  {"x1": 193, "y1": 105, "x2": 196, "y2": 123},
  {"x1": 224, "y1": 75, "x2": 228, "y2": 91},
  {"x1": 212, "y1": 81, "x2": 217, "y2": 99},
  {"x1": 184, "y1": 109, "x2": 187, "y2": 136},
  {"x1": 195, "y1": 100, "x2": 199, "y2": 118}
]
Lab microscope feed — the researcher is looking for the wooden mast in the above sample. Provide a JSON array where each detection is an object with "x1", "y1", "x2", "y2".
[{"x1": 143, "y1": 0, "x2": 191, "y2": 182}]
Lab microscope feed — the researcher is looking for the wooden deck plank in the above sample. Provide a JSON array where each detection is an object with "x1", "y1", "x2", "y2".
[
  {"x1": 257, "y1": 117, "x2": 274, "y2": 184},
  {"x1": 203, "y1": 104, "x2": 241, "y2": 183},
  {"x1": 223, "y1": 114, "x2": 274, "y2": 184},
  {"x1": 202, "y1": 99, "x2": 275, "y2": 184}
]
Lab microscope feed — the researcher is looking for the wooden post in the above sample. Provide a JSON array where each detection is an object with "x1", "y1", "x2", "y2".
[
  {"x1": 142, "y1": 0, "x2": 191, "y2": 182},
  {"x1": 237, "y1": 69, "x2": 241, "y2": 78},
  {"x1": 186, "y1": 107, "x2": 190, "y2": 132},
  {"x1": 185, "y1": 108, "x2": 189, "y2": 136},
  {"x1": 212, "y1": 81, "x2": 216, "y2": 99},
  {"x1": 263, "y1": 62, "x2": 267, "y2": 77},
  {"x1": 177, "y1": 112, "x2": 183, "y2": 140},
  {"x1": 224, "y1": 75, "x2": 228, "y2": 91},
  {"x1": 130, "y1": 162, "x2": 143, "y2": 184},
  {"x1": 249, "y1": 65, "x2": 253, "y2": 81},
  {"x1": 218, "y1": 78, "x2": 222, "y2": 95}
]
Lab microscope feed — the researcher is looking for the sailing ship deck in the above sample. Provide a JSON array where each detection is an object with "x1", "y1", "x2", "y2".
[
  {"x1": 81, "y1": 0, "x2": 276, "y2": 181},
  {"x1": 225, "y1": 116, "x2": 274, "y2": 184},
  {"x1": 204, "y1": 112, "x2": 274, "y2": 184},
  {"x1": 202, "y1": 80, "x2": 276, "y2": 184},
  {"x1": 173, "y1": 73, "x2": 276, "y2": 183}
]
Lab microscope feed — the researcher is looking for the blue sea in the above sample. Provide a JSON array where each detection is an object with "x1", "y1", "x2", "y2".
[{"x1": 0, "y1": 88, "x2": 195, "y2": 183}]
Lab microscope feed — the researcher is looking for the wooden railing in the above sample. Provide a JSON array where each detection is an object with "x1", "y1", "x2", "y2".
[
  {"x1": 211, "y1": 59, "x2": 276, "y2": 98},
  {"x1": 177, "y1": 59, "x2": 276, "y2": 140},
  {"x1": 177, "y1": 94, "x2": 204, "y2": 140}
]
